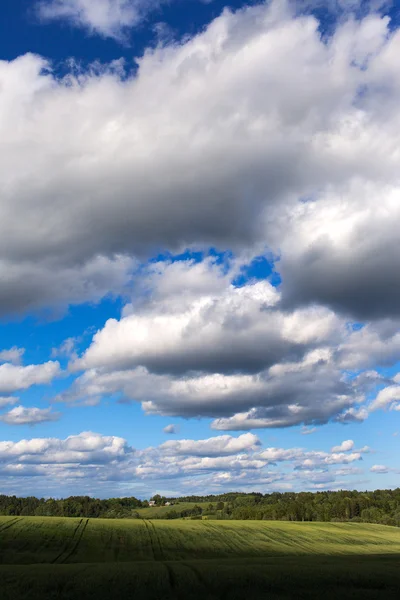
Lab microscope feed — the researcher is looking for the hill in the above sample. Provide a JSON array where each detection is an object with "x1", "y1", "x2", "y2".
[{"x1": 2, "y1": 516, "x2": 400, "y2": 599}]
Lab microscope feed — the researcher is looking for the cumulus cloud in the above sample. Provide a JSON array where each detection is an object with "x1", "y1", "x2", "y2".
[
  {"x1": 163, "y1": 424, "x2": 178, "y2": 434},
  {"x1": 0, "y1": 347, "x2": 25, "y2": 365},
  {"x1": 331, "y1": 440, "x2": 354, "y2": 452},
  {"x1": 0, "y1": 431, "x2": 371, "y2": 496},
  {"x1": 0, "y1": 396, "x2": 19, "y2": 408},
  {"x1": 56, "y1": 237, "x2": 400, "y2": 429},
  {"x1": 0, "y1": 431, "x2": 131, "y2": 464},
  {"x1": 159, "y1": 433, "x2": 260, "y2": 457},
  {"x1": 59, "y1": 250, "x2": 400, "y2": 428},
  {"x1": 258, "y1": 445, "x2": 366, "y2": 469},
  {"x1": 0, "y1": 254, "x2": 135, "y2": 317},
  {"x1": 1, "y1": 3, "x2": 400, "y2": 317},
  {"x1": 370, "y1": 464, "x2": 389, "y2": 474},
  {"x1": 36, "y1": 0, "x2": 164, "y2": 41},
  {"x1": 0, "y1": 406, "x2": 61, "y2": 425},
  {"x1": 73, "y1": 261, "x2": 339, "y2": 376},
  {"x1": 58, "y1": 351, "x2": 364, "y2": 428},
  {"x1": 61, "y1": 255, "x2": 385, "y2": 429},
  {"x1": 301, "y1": 426, "x2": 317, "y2": 435},
  {"x1": 369, "y1": 383, "x2": 400, "y2": 411},
  {"x1": 0, "y1": 361, "x2": 61, "y2": 394}
]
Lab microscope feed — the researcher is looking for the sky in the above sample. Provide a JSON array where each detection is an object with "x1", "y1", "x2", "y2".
[{"x1": 0, "y1": 0, "x2": 400, "y2": 499}]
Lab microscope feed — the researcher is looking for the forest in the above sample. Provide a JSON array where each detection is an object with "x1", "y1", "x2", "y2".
[{"x1": 1, "y1": 488, "x2": 400, "y2": 525}]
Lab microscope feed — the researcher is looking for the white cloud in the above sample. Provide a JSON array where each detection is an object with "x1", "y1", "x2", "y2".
[
  {"x1": 62, "y1": 258, "x2": 376, "y2": 429},
  {"x1": 58, "y1": 249, "x2": 400, "y2": 428},
  {"x1": 301, "y1": 426, "x2": 317, "y2": 435},
  {"x1": 73, "y1": 263, "x2": 338, "y2": 376},
  {"x1": 0, "y1": 362, "x2": 61, "y2": 394},
  {"x1": 0, "y1": 431, "x2": 131, "y2": 464},
  {"x1": 258, "y1": 445, "x2": 365, "y2": 469},
  {"x1": 369, "y1": 384, "x2": 400, "y2": 411},
  {"x1": 163, "y1": 424, "x2": 178, "y2": 434},
  {"x1": 51, "y1": 338, "x2": 79, "y2": 360},
  {"x1": 0, "y1": 396, "x2": 19, "y2": 408},
  {"x1": 159, "y1": 433, "x2": 260, "y2": 457},
  {"x1": 59, "y1": 354, "x2": 363, "y2": 428},
  {"x1": 370, "y1": 464, "x2": 389, "y2": 474},
  {"x1": 36, "y1": 0, "x2": 159, "y2": 41},
  {"x1": 331, "y1": 439, "x2": 354, "y2": 452},
  {"x1": 0, "y1": 406, "x2": 61, "y2": 425},
  {"x1": 0, "y1": 347, "x2": 25, "y2": 365},
  {"x1": 0, "y1": 430, "x2": 370, "y2": 496}
]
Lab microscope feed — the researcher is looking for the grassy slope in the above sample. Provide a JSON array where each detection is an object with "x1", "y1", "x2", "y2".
[
  {"x1": 2, "y1": 517, "x2": 400, "y2": 563},
  {"x1": 1, "y1": 517, "x2": 400, "y2": 599}
]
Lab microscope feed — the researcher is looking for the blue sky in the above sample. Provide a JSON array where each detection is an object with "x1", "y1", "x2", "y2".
[{"x1": 0, "y1": 0, "x2": 399, "y2": 499}]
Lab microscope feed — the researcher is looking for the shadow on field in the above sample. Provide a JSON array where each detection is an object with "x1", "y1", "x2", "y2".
[{"x1": 2, "y1": 555, "x2": 400, "y2": 600}]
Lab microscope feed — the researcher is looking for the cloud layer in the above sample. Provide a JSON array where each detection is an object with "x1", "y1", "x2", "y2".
[{"x1": 0, "y1": 431, "x2": 370, "y2": 497}]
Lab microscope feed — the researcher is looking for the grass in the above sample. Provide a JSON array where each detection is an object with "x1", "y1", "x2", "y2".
[{"x1": 1, "y1": 516, "x2": 400, "y2": 598}]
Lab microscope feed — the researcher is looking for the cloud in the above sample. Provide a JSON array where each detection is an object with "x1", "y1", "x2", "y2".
[
  {"x1": 0, "y1": 253, "x2": 135, "y2": 318},
  {"x1": 0, "y1": 396, "x2": 19, "y2": 408},
  {"x1": 36, "y1": 0, "x2": 162, "y2": 41},
  {"x1": 258, "y1": 446, "x2": 365, "y2": 468},
  {"x1": 163, "y1": 424, "x2": 178, "y2": 434},
  {"x1": 301, "y1": 426, "x2": 317, "y2": 435},
  {"x1": 369, "y1": 384, "x2": 400, "y2": 411},
  {"x1": 73, "y1": 261, "x2": 339, "y2": 376},
  {"x1": 1, "y1": 3, "x2": 400, "y2": 316},
  {"x1": 159, "y1": 433, "x2": 260, "y2": 457},
  {"x1": 0, "y1": 406, "x2": 61, "y2": 425},
  {"x1": 60, "y1": 248, "x2": 400, "y2": 429},
  {"x1": 331, "y1": 439, "x2": 354, "y2": 452},
  {"x1": 62, "y1": 257, "x2": 382, "y2": 430},
  {"x1": 279, "y1": 181, "x2": 400, "y2": 320},
  {"x1": 0, "y1": 431, "x2": 131, "y2": 464},
  {"x1": 370, "y1": 464, "x2": 389, "y2": 474},
  {"x1": 59, "y1": 350, "x2": 364, "y2": 428},
  {"x1": 0, "y1": 431, "x2": 370, "y2": 496},
  {"x1": 0, "y1": 348, "x2": 25, "y2": 365},
  {"x1": 0, "y1": 361, "x2": 61, "y2": 394}
]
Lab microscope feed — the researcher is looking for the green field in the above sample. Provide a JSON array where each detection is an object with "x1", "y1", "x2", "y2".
[{"x1": 1, "y1": 516, "x2": 400, "y2": 599}]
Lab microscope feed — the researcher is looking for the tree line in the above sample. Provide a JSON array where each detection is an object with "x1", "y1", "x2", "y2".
[
  {"x1": 164, "y1": 490, "x2": 400, "y2": 525},
  {"x1": 1, "y1": 489, "x2": 400, "y2": 526},
  {"x1": 0, "y1": 495, "x2": 145, "y2": 519}
]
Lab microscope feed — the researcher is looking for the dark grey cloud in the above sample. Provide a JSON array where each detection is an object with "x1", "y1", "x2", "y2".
[{"x1": 280, "y1": 223, "x2": 400, "y2": 320}]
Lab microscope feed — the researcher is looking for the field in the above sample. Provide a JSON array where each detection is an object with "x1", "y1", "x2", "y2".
[{"x1": 1, "y1": 516, "x2": 400, "y2": 599}]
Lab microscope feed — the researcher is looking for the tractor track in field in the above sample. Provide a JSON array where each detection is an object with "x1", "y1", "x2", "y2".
[
  {"x1": 61, "y1": 518, "x2": 89, "y2": 564},
  {"x1": 51, "y1": 518, "x2": 89, "y2": 565},
  {"x1": 143, "y1": 520, "x2": 178, "y2": 594},
  {"x1": 0, "y1": 517, "x2": 22, "y2": 533},
  {"x1": 148, "y1": 521, "x2": 164, "y2": 560},
  {"x1": 51, "y1": 519, "x2": 83, "y2": 564},
  {"x1": 164, "y1": 562, "x2": 177, "y2": 593},
  {"x1": 143, "y1": 520, "x2": 164, "y2": 561},
  {"x1": 142, "y1": 520, "x2": 157, "y2": 560}
]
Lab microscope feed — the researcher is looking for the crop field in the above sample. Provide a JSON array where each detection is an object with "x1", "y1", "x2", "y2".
[{"x1": 1, "y1": 517, "x2": 400, "y2": 599}]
